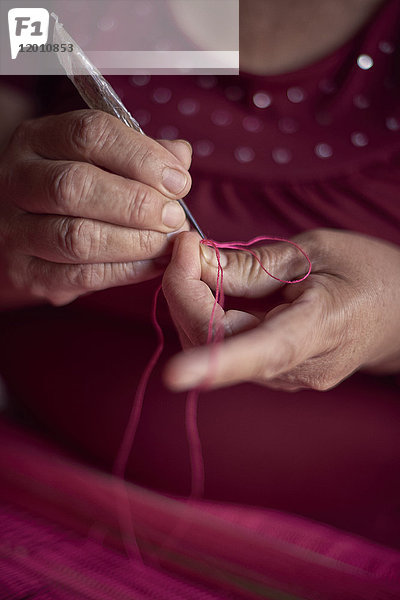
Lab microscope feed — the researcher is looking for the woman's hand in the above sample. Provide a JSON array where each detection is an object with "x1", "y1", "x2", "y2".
[
  {"x1": 162, "y1": 230, "x2": 400, "y2": 392},
  {"x1": 0, "y1": 110, "x2": 192, "y2": 308}
]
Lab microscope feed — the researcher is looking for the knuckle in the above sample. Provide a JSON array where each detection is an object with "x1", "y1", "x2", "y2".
[
  {"x1": 313, "y1": 379, "x2": 334, "y2": 391},
  {"x1": 50, "y1": 162, "x2": 94, "y2": 213},
  {"x1": 14, "y1": 257, "x2": 81, "y2": 306},
  {"x1": 70, "y1": 110, "x2": 110, "y2": 155},
  {"x1": 190, "y1": 321, "x2": 210, "y2": 345},
  {"x1": 58, "y1": 217, "x2": 99, "y2": 262},
  {"x1": 10, "y1": 119, "x2": 33, "y2": 148},
  {"x1": 126, "y1": 184, "x2": 153, "y2": 225},
  {"x1": 293, "y1": 365, "x2": 335, "y2": 392},
  {"x1": 65, "y1": 263, "x2": 106, "y2": 291},
  {"x1": 130, "y1": 143, "x2": 155, "y2": 173},
  {"x1": 137, "y1": 229, "x2": 162, "y2": 257}
]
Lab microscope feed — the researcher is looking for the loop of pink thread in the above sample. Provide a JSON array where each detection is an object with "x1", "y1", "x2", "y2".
[
  {"x1": 201, "y1": 235, "x2": 312, "y2": 284},
  {"x1": 112, "y1": 236, "x2": 312, "y2": 553}
]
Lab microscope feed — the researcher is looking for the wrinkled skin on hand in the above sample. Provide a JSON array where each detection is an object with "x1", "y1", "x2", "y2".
[
  {"x1": 0, "y1": 109, "x2": 191, "y2": 308},
  {"x1": 163, "y1": 229, "x2": 400, "y2": 392}
]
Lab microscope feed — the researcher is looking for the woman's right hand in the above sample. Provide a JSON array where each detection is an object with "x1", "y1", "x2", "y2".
[{"x1": 0, "y1": 109, "x2": 192, "y2": 308}]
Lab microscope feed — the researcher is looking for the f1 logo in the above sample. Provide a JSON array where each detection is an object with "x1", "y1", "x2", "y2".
[{"x1": 8, "y1": 8, "x2": 49, "y2": 59}]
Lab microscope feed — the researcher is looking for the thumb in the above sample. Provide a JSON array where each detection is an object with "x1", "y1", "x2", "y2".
[
  {"x1": 199, "y1": 238, "x2": 311, "y2": 298},
  {"x1": 157, "y1": 139, "x2": 193, "y2": 171}
]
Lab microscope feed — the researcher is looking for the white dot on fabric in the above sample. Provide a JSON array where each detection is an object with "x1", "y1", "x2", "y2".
[
  {"x1": 152, "y1": 88, "x2": 172, "y2": 104},
  {"x1": 353, "y1": 94, "x2": 370, "y2": 109},
  {"x1": 314, "y1": 143, "x2": 333, "y2": 158},
  {"x1": 158, "y1": 125, "x2": 179, "y2": 140},
  {"x1": 97, "y1": 16, "x2": 117, "y2": 32},
  {"x1": 379, "y1": 40, "x2": 394, "y2": 54},
  {"x1": 385, "y1": 116, "x2": 400, "y2": 131},
  {"x1": 357, "y1": 54, "x2": 374, "y2": 70},
  {"x1": 194, "y1": 140, "x2": 214, "y2": 157},
  {"x1": 278, "y1": 117, "x2": 298, "y2": 134},
  {"x1": 197, "y1": 75, "x2": 218, "y2": 89},
  {"x1": 253, "y1": 91, "x2": 272, "y2": 109},
  {"x1": 130, "y1": 75, "x2": 151, "y2": 87},
  {"x1": 272, "y1": 147, "x2": 292, "y2": 164},
  {"x1": 133, "y1": 109, "x2": 151, "y2": 127},
  {"x1": 318, "y1": 79, "x2": 336, "y2": 94},
  {"x1": 351, "y1": 131, "x2": 368, "y2": 147},
  {"x1": 242, "y1": 116, "x2": 263, "y2": 133},
  {"x1": 225, "y1": 86, "x2": 244, "y2": 101},
  {"x1": 235, "y1": 146, "x2": 255, "y2": 163},
  {"x1": 287, "y1": 87, "x2": 305, "y2": 103},
  {"x1": 178, "y1": 99, "x2": 199, "y2": 116},
  {"x1": 211, "y1": 109, "x2": 232, "y2": 127}
]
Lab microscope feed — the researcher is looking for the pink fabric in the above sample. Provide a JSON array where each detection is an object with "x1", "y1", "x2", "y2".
[
  {"x1": 1, "y1": 416, "x2": 400, "y2": 599},
  {"x1": 1, "y1": 0, "x2": 400, "y2": 554}
]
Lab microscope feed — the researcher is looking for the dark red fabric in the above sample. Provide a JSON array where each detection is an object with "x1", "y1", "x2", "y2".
[
  {"x1": 2, "y1": 417, "x2": 400, "y2": 600},
  {"x1": 1, "y1": 0, "x2": 400, "y2": 549}
]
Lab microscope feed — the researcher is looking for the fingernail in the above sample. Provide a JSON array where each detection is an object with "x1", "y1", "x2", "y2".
[
  {"x1": 200, "y1": 244, "x2": 227, "y2": 268},
  {"x1": 162, "y1": 167, "x2": 187, "y2": 195},
  {"x1": 162, "y1": 201, "x2": 185, "y2": 228},
  {"x1": 175, "y1": 139, "x2": 193, "y2": 156}
]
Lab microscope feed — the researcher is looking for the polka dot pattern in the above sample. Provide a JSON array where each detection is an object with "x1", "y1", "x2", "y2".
[
  {"x1": 130, "y1": 75, "x2": 151, "y2": 87},
  {"x1": 350, "y1": 132, "x2": 368, "y2": 147},
  {"x1": 158, "y1": 125, "x2": 179, "y2": 140},
  {"x1": 287, "y1": 87, "x2": 306, "y2": 103},
  {"x1": 272, "y1": 148, "x2": 292, "y2": 164},
  {"x1": 242, "y1": 116, "x2": 263, "y2": 133},
  {"x1": 211, "y1": 110, "x2": 233, "y2": 127},
  {"x1": 278, "y1": 117, "x2": 299, "y2": 134},
  {"x1": 253, "y1": 92, "x2": 272, "y2": 109},
  {"x1": 353, "y1": 94, "x2": 370, "y2": 109},
  {"x1": 357, "y1": 54, "x2": 374, "y2": 70},
  {"x1": 194, "y1": 140, "x2": 214, "y2": 157},
  {"x1": 178, "y1": 99, "x2": 200, "y2": 116},
  {"x1": 152, "y1": 88, "x2": 172, "y2": 104},
  {"x1": 386, "y1": 117, "x2": 400, "y2": 131},
  {"x1": 314, "y1": 143, "x2": 333, "y2": 159},
  {"x1": 319, "y1": 79, "x2": 336, "y2": 94},
  {"x1": 115, "y1": 10, "x2": 399, "y2": 183},
  {"x1": 235, "y1": 147, "x2": 255, "y2": 163},
  {"x1": 379, "y1": 40, "x2": 394, "y2": 54},
  {"x1": 134, "y1": 109, "x2": 151, "y2": 127}
]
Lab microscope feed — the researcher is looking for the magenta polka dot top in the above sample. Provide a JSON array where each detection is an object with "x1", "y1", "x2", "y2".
[
  {"x1": 2, "y1": 1, "x2": 400, "y2": 539},
  {"x1": 102, "y1": 0, "x2": 400, "y2": 247}
]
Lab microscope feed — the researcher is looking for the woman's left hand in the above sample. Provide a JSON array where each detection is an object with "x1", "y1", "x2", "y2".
[{"x1": 162, "y1": 229, "x2": 400, "y2": 392}]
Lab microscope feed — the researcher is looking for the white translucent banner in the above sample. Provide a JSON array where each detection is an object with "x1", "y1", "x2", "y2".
[{"x1": 1, "y1": 0, "x2": 239, "y2": 75}]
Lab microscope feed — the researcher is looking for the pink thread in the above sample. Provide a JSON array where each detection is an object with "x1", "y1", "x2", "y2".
[
  {"x1": 113, "y1": 236, "x2": 312, "y2": 545},
  {"x1": 112, "y1": 283, "x2": 163, "y2": 560},
  {"x1": 113, "y1": 283, "x2": 164, "y2": 478}
]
